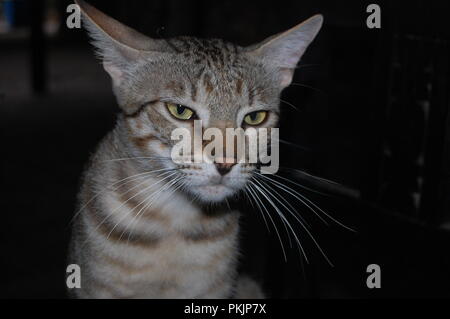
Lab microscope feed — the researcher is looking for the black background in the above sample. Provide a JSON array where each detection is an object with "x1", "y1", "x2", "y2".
[{"x1": 1, "y1": 0, "x2": 450, "y2": 298}]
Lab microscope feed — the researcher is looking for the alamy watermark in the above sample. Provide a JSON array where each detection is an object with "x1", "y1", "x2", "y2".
[
  {"x1": 170, "y1": 120, "x2": 279, "y2": 174},
  {"x1": 366, "y1": 264, "x2": 381, "y2": 289},
  {"x1": 66, "y1": 264, "x2": 81, "y2": 289},
  {"x1": 66, "y1": 4, "x2": 81, "y2": 29},
  {"x1": 366, "y1": 4, "x2": 381, "y2": 29}
]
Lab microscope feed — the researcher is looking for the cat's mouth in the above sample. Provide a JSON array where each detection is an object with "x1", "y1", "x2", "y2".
[
  {"x1": 199, "y1": 184, "x2": 231, "y2": 193},
  {"x1": 192, "y1": 183, "x2": 238, "y2": 203}
]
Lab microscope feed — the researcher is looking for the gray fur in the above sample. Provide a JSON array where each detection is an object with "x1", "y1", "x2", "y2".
[{"x1": 69, "y1": 0, "x2": 322, "y2": 298}]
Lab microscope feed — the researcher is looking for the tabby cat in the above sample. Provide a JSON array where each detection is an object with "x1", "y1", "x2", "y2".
[{"x1": 69, "y1": 0, "x2": 323, "y2": 298}]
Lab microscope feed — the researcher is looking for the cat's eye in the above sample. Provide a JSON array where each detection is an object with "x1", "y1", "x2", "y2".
[
  {"x1": 243, "y1": 111, "x2": 268, "y2": 126},
  {"x1": 166, "y1": 102, "x2": 195, "y2": 120}
]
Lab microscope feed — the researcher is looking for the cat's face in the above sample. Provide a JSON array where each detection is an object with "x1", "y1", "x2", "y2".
[
  {"x1": 120, "y1": 39, "x2": 281, "y2": 203},
  {"x1": 77, "y1": 0, "x2": 322, "y2": 204}
]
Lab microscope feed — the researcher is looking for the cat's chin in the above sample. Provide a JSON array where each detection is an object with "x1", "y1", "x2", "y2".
[{"x1": 190, "y1": 184, "x2": 237, "y2": 203}]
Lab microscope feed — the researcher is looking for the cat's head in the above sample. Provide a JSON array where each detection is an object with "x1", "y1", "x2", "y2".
[{"x1": 77, "y1": 0, "x2": 322, "y2": 204}]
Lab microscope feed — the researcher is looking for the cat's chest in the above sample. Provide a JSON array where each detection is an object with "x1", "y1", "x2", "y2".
[
  {"x1": 89, "y1": 187, "x2": 240, "y2": 297},
  {"x1": 103, "y1": 231, "x2": 239, "y2": 298}
]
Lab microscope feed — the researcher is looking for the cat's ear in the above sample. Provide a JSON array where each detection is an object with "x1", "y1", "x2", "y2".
[
  {"x1": 246, "y1": 15, "x2": 323, "y2": 89},
  {"x1": 75, "y1": 0, "x2": 163, "y2": 87}
]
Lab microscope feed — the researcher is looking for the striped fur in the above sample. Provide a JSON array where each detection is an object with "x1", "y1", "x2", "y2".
[{"x1": 69, "y1": 1, "x2": 322, "y2": 298}]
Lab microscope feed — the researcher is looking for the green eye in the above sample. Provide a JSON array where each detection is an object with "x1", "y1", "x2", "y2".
[
  {"x1": 166, "y1": 103, "x2": 195, "y2": 120},
  {"x1": 244, "y1": 111, "x2": 268, "y2": 126}
]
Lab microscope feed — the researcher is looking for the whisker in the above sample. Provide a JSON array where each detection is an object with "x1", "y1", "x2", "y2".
[
  {"x1": 252, "y1": 176, "x2": 303, "y2": 246},
  {"x1": 279, "y1": 167, "x2": 360, "y2": 199},
  {"x1": 280, "y1": 167, "x2": 343, "y2": 188},
  {"x1": 289, "y1": 82, "x2": 324, "y2": 94},
  {"x1": 224, "y1": 198, "x2": 232, "y2": 211},
  {"x1": 103, "y1": 172, "x2": 179, "y2": 241},
  {"x1": 122, "y1": 177, "x2": 185, "y2": 245},
  {"x1": 80, "y1": 171, "x2": 178, "y2": 249},
  {"x1": 108, "y1": 176, "x2": 181, "y2": 245},
  {"x1": 257, "y1": 172, "x2": 329, "y2": 226},
  {"x1": 70, "y1": 168, "x2": 176, "y2": 225},
  {"x1": 253, "y1": 175, "x2": 333, "y2": 266},
  {"x1": 243, "y1": 186, "x2": 270, "y2": 233},
  {"x1": 250, "y1": 179, "x2": 295, "y2": 247},
  {"x1": 261, "y1": 173, "x2": 355, "y2": 232},
  {"x1": 253, "y1": 174, "x2": 311, "y2": 229},
  {"x1": 250, "y1": 180, "x2": 308, "y2": 264},
  {"x1": 271, "y1": 169, "x2": 333, "y2": 197},
  {"x1": 247, "y1": 182, "x2": 288, "y2": 262},
  {"x1": 123, "y1": 177, "x2": 182, "y2": 238},
  {"x1": 273, "y1": 138, "x2": 311, "y2": 152},
  {"x1": 280, "y1": 98, "x2": 301, "y2": 112}
]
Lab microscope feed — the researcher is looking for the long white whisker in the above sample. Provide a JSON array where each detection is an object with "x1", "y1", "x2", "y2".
[
  {"x1": 121, "y1": 178, "x2": 181, "y2": 242},
  {"x1": 253, "y1": 176, "x2": 333, "y2": 266},
  {"x1": 251, "y1": 176, "x2": 294, "y2": 248},
  {"x1": 257, "y1": 173, "x2": 328, "y2": 226},
  {"x1": 263, "y1": 173, "x2": 355, "y2": 232},
  {"x1": 122, "y1": 177, "x2": 185, "y2": 245},
  {"x1": 273, "y1": 138, "x2": 310, "y2": 152},
  {"x1": 70, "y1": 168, "x2": 176, "y2": 224},
  {"x1": 79, "y1": 171, "x2": 177, "y2": 249},
  {"x1": 253, "y1": 174, "x2": 311, "y2": 229},
  {"x1": 247, "y1": 182, "x2": 288, "y2": 262},
  {"x1": 243, "y1": 186, "x2": 270, "y2": 233},
  {"x1": 289, "y1": 82, "x2": 324, "y2": 93},
  {"x1": 251, "y1": 181, "x2": 308, "y2": 264},
  {"x1": 271, "y1": 169, "x2": 332, "y2": 197},
  {"x1": 104, "y1": 172, "x2": 179, "y2": 241},
  {"x1": 279, "y1": 98, "x2": 300, "y2": 112}
]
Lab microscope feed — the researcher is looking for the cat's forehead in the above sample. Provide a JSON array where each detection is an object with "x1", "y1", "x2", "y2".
[
  {"x1": 129, "y1": 36, "x2": 279, "y2": 116},
  {"x1": 143, "y1": 37, "x2": 276, "y2": 109},
  {"x1": 166, "y1": 36, "x2": 241, "y2": 65}
]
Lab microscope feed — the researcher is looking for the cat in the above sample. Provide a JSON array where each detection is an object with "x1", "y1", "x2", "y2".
[{"x1": 68, "y1": 0, "x2": 322, "y2": 298}]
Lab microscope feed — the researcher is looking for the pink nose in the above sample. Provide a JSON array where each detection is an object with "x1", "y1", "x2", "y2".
[{"x1": 215, "y1": 162, "x2": 236, "y2": 176}]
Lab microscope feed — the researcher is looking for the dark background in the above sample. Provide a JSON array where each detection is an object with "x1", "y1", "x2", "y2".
[{"x1": 1, "y1": 0, "x2": 450, "y2": 298}]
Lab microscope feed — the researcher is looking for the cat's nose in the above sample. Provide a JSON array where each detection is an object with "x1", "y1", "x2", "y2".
[{"x1": 215, "y1": 162, "x2": 236, "y2": 176}]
